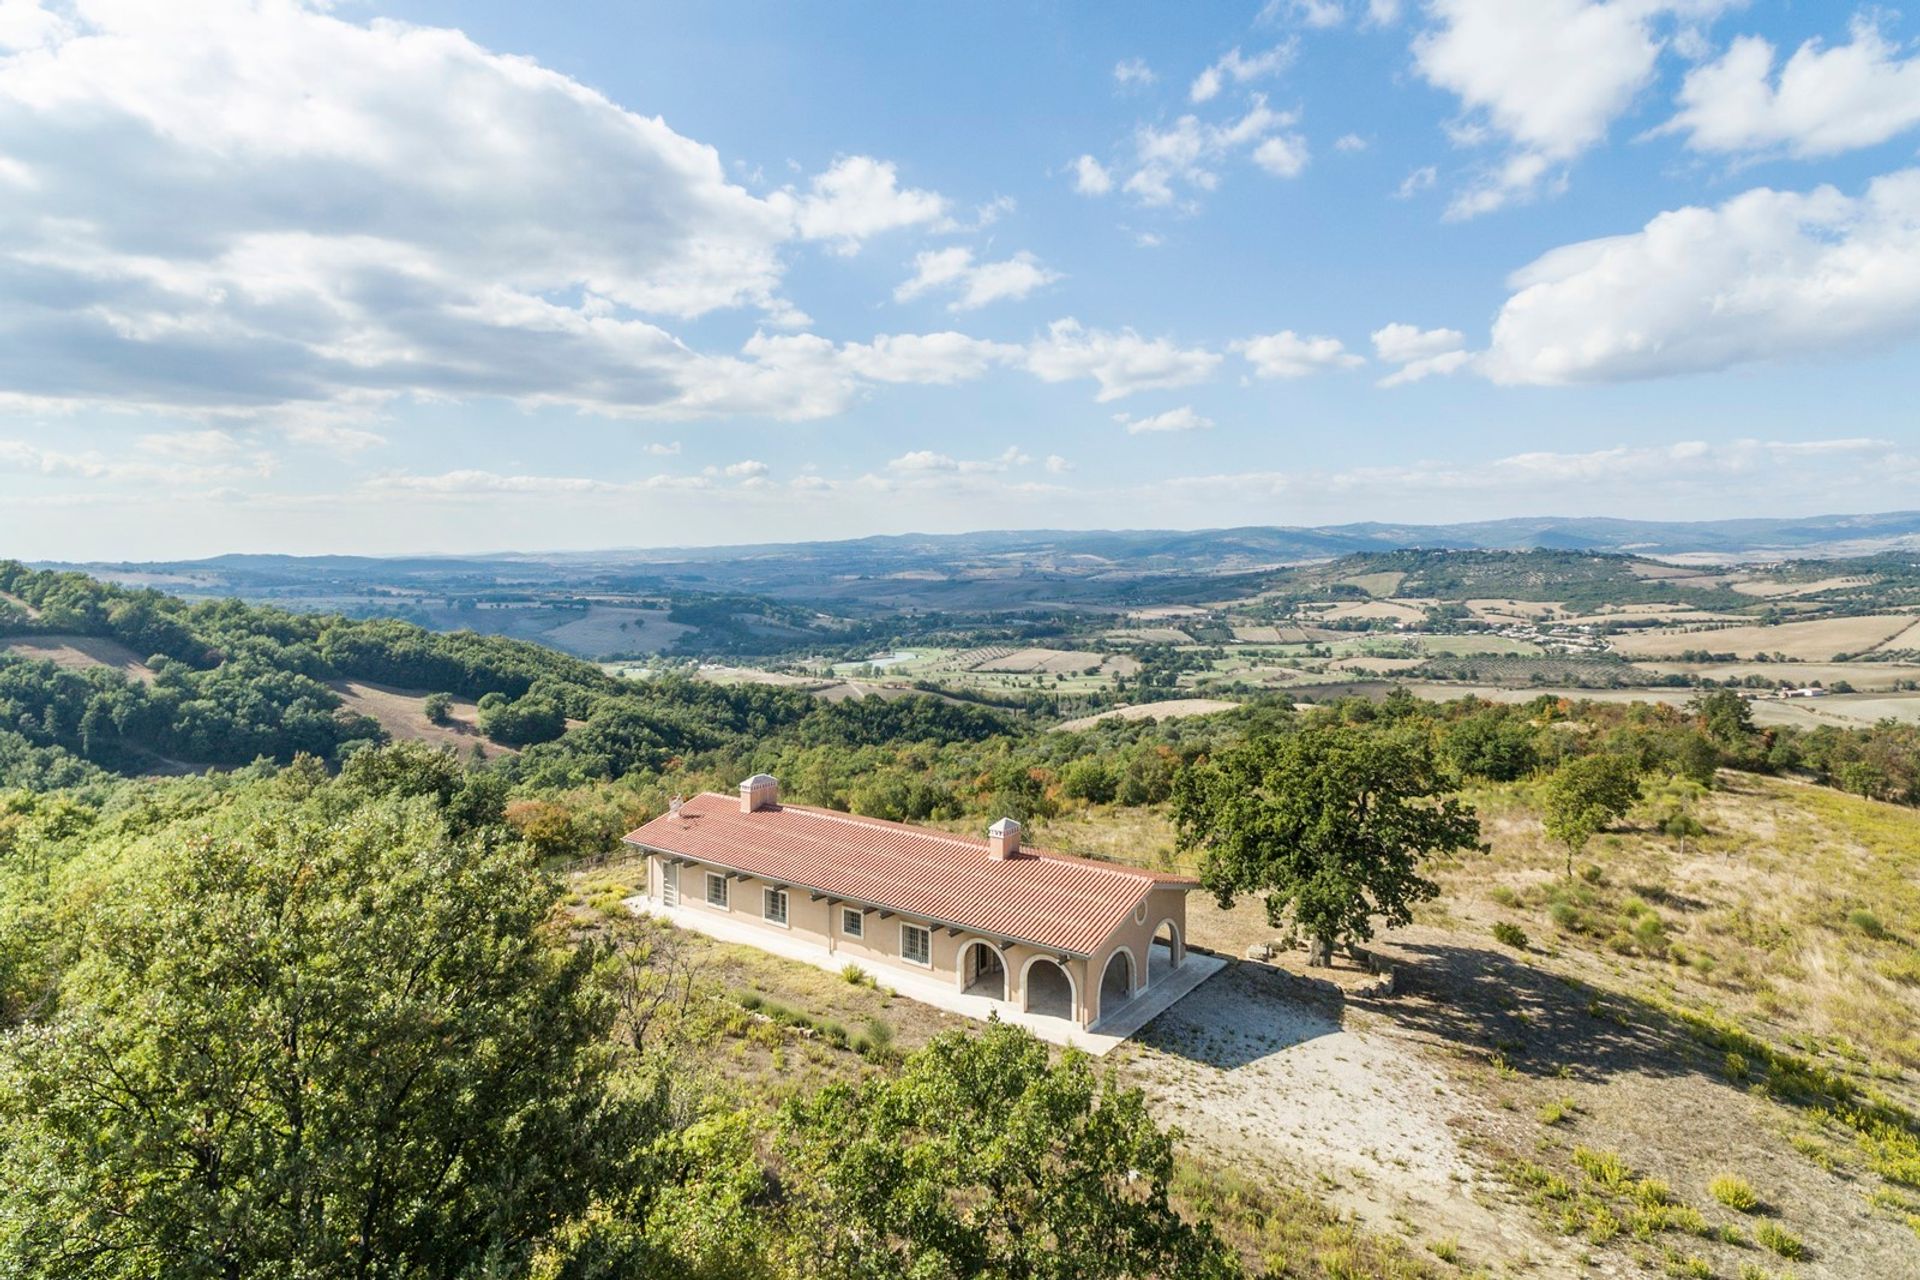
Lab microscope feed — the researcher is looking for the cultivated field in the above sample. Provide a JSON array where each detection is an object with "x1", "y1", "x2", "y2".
[
  {"x1": 327, "y1": 680, "x2": 511, "y2": 758},
  {"x1": 4, "y1": 633, "x2": 155, "y2": 683},
  {"x1": 1608, "y1": 614, "x2": 1918, "y2": 660},
  {"x1": 1055, "y1": 698, "x2": 1240, "y2": 731}
]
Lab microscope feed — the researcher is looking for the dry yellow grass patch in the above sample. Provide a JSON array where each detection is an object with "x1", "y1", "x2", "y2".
[{"x1": 1608, "y1": 614, "x2": 1918, "y2": 660}]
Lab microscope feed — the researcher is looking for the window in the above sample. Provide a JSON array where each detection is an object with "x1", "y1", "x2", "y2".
[
  {"x1": 901, "y1": 923, "x2": 932, "y2": 967},
  {"x1": 763, "y1": 887, "x2": 788, "y2": 927},
  {"x1": 841, "y1": 906, "x2": 864, "y2": 938},
  {"x1": 704, "y1": 872, "x2": 729, "y2": 909}
]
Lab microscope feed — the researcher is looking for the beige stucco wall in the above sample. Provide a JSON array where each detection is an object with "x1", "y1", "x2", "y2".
[
  {"x1": 1084, "y1": 882, "x2": 1189, "y2": 1025},
  {"x1": 646, "y1": 852, "x2": 1187, "y2": 1029}
]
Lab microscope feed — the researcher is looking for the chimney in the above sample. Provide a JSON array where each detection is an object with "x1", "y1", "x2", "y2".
[
  {"x1": 740, "y1": 773, "x2": 780, "y2": 813},
  {"x1": 987, "y1": 817, "x2": 1021, "y2": 860}
]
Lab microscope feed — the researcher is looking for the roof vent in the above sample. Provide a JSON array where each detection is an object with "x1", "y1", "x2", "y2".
[
  {"x1": 740, "y1": 773, "x2": 780, "y2": 813},
  {"x1": 987, "y1": 817, "x2": 1021, "y2": 860}
]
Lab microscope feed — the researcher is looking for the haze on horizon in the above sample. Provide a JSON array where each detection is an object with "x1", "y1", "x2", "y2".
[{"x1": 5, "y1": 1, "x2": 1920, "y2": 560}]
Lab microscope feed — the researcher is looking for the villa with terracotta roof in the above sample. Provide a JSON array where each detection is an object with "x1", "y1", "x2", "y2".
[{"x1": 623, "y1": 774, "x2": 1199, "y2": 1031}]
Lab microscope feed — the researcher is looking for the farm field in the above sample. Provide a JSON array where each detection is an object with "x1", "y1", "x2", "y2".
[
  {"x1": 3, "y1": 633, "x2": 155, "y2": 683},
  {"x1": 1054, "y1": 698, "x2": 1239, "y2": 731},
  {"x1": 1608, "y1": 613, "x2": 1919, "y2": 660},
  {"x1": 326, "y1": 680, "x2": 512, "y2": 759}
]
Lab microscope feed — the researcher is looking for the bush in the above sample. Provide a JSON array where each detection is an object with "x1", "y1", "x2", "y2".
[
  {"x1": 1754, "y1": 1220, "x2": 1804, "y2": 1259},
  {"x1": 1708, "y1": 1173, "x2": 1759, "y2": 1212},
  {"x1": 1848, "y1": 908, "x2": 1889, "y2": 939},
  {"x1": 841, "y1": 963, "x2": 873, "y2": 986},
  {"x1": 1492, "y1": 921, "x2": 1529, "y2": 949},
  {"x1": 422, "y1": 691, "x2": 454, "y2": 725},
  {"x1": 1573, "y1": 1146, "x2": 1633, "y2": 1190}
]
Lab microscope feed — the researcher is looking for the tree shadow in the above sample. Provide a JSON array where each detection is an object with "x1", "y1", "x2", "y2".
[{"x1": 1366, "y1": 939, "x2": 1750, "y2": 1088}]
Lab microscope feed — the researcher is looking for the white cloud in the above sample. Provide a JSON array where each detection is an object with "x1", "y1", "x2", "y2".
[
  {"x1": 0, "y1": 1, "x2": 982, "y2": 425},
  {"x1": 895, "y1": 247, "x2": 1060, "y2": 310},
  {"x1": 644, "y1": 441, "x2": 682, "y2": 456},
  {"x1": 1071, "y1": 154, "x2": 1115, "y2": 196},
  {"x1": 1261, "y1": 0, "x2": 1346, "y2": 29},
  {"x1": 838, "y1": 332, "x2": 1022, "y2": 384},
  {"x1": 1482, "y1": 168, "x2": 1920, "y2": 384},
  {"x1": 1125, "y1": 97, "x2": 1309, "y2": 204},
  {"x1": 282, "y1": 420, "x2": 388, "y2": 455},
  {"x1": 788, "y1": 155, "x2": 951, "y2": 253},
  {"x1": 1232, "y1": 330, "x2": 1364, "y2": 378},
  {"x1": 1370, "y1": 322, "x2": 1472, "y2": 385},
  {"x1": 1191, "y1": 44, "x2": 1297, "y2": 103},
  {"x1": 1026, "y1": 319, "x2": 1222, "y2": 401},
  {"x1": 1396, "y1": 164, "x2": 1438, "y2": 198},
  {"x1": 1161, "y1": 438, "x2": 1905, "y2": 505},
  {"x1": 1334, "y1": 133, "x2": 1369, "y2": 152},
  {"x1": 1044, "y1": 454, "x2": 1073, "y2": 474},
  {"x1": 1367, "y1": 0, "x2": 1404, "y2": 24},
  {"x1": 1413, "y1": 0, "x2": 1730, "y2": 217},
  {"x1": 1113, "y1": 406, "x2": 1214, "y2": 434},
  {"x1": 1662, "y1": 18, "x2": 1920, "y2": 159},
  {"x1": 0, "y1": 437, "x2": 270, "y2": 486},
  {"x1": 720, "y1": 459, "x2": 770, "y2": 480},
  {"x1": 1113, "y1": 57, "x2": 1156, "y2": 88}
]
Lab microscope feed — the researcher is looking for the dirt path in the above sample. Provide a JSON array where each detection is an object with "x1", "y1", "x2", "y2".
[{"x1": 1121, "y1": 962, "x2": 1551, "y2": 1266}]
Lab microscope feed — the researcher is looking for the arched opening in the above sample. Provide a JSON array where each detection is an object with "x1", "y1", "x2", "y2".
[
  {"x1": 1148, "y1": 919, "x2": 1183, "y2": 987},
  {"x1": 961, "y1": 941, "x2": 1006, "y2": 1000},
  {"x1": 1022, "y1": 956, "x2": 1075, "y2": 1020},
  {"x1": 1097, "y1": 948, "x2": 1135, "y2": 1023}
]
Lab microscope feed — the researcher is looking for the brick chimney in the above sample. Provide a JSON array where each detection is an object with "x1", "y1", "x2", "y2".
[
  {"x1": 740, "y1": 773, "x2": 780, "y2": 813},
  {"x1": 987, "y1": 817, "x2": 1021, "y2": 860}
]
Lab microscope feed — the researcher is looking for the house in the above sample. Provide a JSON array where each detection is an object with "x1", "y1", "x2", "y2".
[{"x1": 622, "y1": 774, "x2": 1198, "y2": 1031}]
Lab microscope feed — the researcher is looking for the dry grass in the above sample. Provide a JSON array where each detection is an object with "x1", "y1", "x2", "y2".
[
  {"x1": 326, "y1": 680, "x2": 511, "y2": 758},
  {"x1": 1607, "y1": 613, "x2": 1917, "y2": 660},
  {"x1": 3, "y1": 633, "x2": 155, "y2": 683}
]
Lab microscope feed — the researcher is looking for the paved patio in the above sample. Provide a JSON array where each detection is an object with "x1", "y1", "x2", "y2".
[{"x1": 630, "y1": 896, "x2": 1226, "y2": 1055}]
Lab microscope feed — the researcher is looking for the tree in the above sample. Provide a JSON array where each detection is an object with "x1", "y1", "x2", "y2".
[
  {"x1": 774, "y1": 1023, "x2": 1241, "y2": 1280},
  {"x1": 1171, "y1": 724, "x2": 1482, "y2": 963},
  {"x1": 422, "y1": 691, "x2": 454, "y2": 725},
  {"x1": 0, "y1": 794, "x2": 652, "y2": 1279},
  {"x1": 1541, "y1": 752, "x2": 1642, "y2": 877},
  {"x1": 1689, "y1": 689, "x2": 1755, "y2": 754}
]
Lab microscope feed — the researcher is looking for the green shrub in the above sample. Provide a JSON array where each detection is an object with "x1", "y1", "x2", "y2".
[
  {"x1": 422, "y1": 691, "x2": 454, "y2": 724},
  {"x1": 1492, "y1": 921, "x2": 1529, "y2": 949},
  {"x1": 1754, "y1": 1220, "x2": 1804, "y2": 1259},
  {"x1": 1538, "y1": 1096, "x2": 1576, "y2": 1125},
  {"x1": 841, "y1": 963, "x2": 873, "y2": 986},
  {"x1": 1848, "y1": 909, "x2": 1889, "y2": 939},
  {"x1": 1574, "y1": 1146, "x2": 1633, "y2": 1190},
  {"x1": 1708, "y1": 1173, "x2": 1759, "y2": 1212}
]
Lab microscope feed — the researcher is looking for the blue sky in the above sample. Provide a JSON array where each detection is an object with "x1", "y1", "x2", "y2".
[{"x1": 3, "y1": 0, "x2": 1920, "y2": 558}]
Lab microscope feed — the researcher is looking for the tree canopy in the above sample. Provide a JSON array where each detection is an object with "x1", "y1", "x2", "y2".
[{"x1": 1171, "y1": 723, "x2": 1482, "y2": 957}]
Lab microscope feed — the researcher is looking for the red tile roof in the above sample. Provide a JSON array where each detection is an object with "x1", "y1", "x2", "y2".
[{"x1": 623, "y1": 792, "x2": 1195, "y2": 956}]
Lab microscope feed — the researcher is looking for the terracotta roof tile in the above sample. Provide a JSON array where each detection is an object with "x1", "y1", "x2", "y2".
[{"x1": 624, "y1": 792, "x2": 1195, "y2": 956}]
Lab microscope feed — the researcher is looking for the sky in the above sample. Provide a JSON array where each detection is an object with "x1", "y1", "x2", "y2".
[{"x1": 4, "y1": 0, "x2": 1920, "y2": 559}]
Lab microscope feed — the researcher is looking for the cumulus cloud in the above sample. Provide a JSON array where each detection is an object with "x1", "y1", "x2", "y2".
[
  {"x1": 787, "y1": 155, "x2": 951, "y2": 253},
  {"x1": 1113, "y1": 57, "x2": 1156, "y2": 88},
  {"x1": 1071, "y1": 154, "x2": 1115, "y2": 196},
  {"x1": 1662, "y1": 17, "x2": 1920, "y2": 159},
  {"x1": 1191, "y1": 43, "x2": 1297, "y2": 103},
  {"x1": 1026, "y1": 319, "x2": 1222, "y2": 401},
  {"x1": 1124, "y1": 97, "x2": 1309, "y2": 204},
  {"x1": 1113, "y1": 406, "x2": 1214, "y2": 434},
  {"x1": 1232, "y1": 330, "x2": 1363, "y2": 378},
  {"x1": 1482, "y1": 169, "x2": 1920, "y2": 384},
  {"x1": 1413, "y1": 0, "x2": 1729, "y2": 217},
  {"x1": 894, "y1": 247, "x2": 1060, "y2": 310},
  {"x1": 1370, "y1": 323, "x2": 1472, "y2": 385},
  {"x1": 0, "y1": 0, "x2": 972, "y2": 425}
]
